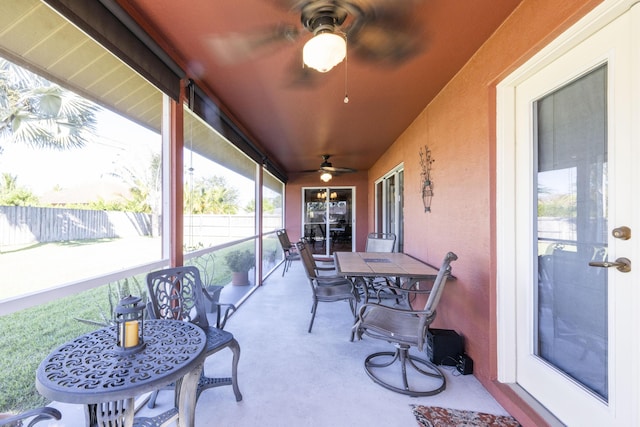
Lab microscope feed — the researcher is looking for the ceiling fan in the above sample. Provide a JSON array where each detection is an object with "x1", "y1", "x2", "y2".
[
  {"x1": 302, "y1": 155, "x2": 357, "y2": 182},
  {"x1": 206, "y1": 0, "x2": 424, "y2": 77}
]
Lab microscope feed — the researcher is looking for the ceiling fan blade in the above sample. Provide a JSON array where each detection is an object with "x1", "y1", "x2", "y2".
[
  {"x1": 283, "y1": 56, "x2": 326, "y2": 88},
  {"x1": 348, "y1": 2, "x2": 424, "y2": 64},
  {"x1": 350, "y1": 23, "x2": 423, "y2": 64},
  {"x1": 205, "y1": 24, "x2": 300, "y2": 65},
  {"x1": 354, "y1": 0, "x2": 423, "y2": 13},
  {"x1": 268, "y1": 0, "x2": 306, "y2": 11},
  {"x1": 321, "y1": 166, "x2": 357, "y2": 173}
]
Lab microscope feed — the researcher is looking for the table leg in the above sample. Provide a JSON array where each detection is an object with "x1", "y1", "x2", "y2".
[
  {"x1": 348, "y1": 276, "x2": 368, "y2": 303},
  {"x1": 86, "y1": 398, "x2": 135, "y2": 427},
  {"x1": 175, "y1": 361, "x2": 204, "y2": 427}
]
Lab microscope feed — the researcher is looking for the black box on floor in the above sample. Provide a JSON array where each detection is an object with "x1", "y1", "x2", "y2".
[
  {"x1": 457, "y1": 354, "x2": 474, "y2": 375},
  {"x1": 426, "y1": 328, "x2": 464, "y2": 366}
]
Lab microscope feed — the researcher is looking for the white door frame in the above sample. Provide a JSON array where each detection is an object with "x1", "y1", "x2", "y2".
[
  {"x1": 300, "y1": 186, "x2": 356, "y2": 254},
  {"x1": 496, "y1": 0, "x2": 639, "y2": 424},
  {"x1": 374, "y1": 163, "x2": 404, "y2": 250}
]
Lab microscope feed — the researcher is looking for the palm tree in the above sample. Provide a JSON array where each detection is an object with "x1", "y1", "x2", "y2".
[
  {"x1": 185, "y1": 175, "x2": 240, "y2": 214},
  {"x1": 105, "y1": 152, "x2": 162, "y2": 214},
  {"x1": 244, "y1": 195, "x2": 280, "y2": 214},
  {"x1": 0, "y1": 58, "x2": 99, "y2": 150}
]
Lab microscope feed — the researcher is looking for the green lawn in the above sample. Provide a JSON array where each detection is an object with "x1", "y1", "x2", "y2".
[
  {"x1": 0, "y1": 284, "x2": 119, "y2": 412},
  {"x1": 0, "y1": 238, "x2": 280, "y2": 413}
]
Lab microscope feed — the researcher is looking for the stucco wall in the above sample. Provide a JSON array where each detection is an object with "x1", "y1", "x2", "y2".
[{"x1": 367, "y1": 0, "x2": 603, "y2": 425}]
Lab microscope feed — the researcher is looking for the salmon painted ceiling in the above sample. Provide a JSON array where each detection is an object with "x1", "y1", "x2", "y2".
[{"x1": 116, "y1": 0, "x2": 522, "y2": 176}]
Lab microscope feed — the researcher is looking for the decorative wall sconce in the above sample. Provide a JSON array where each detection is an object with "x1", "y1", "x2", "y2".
[
  {"x1": 114, "y1": 295, "x2": 146, "y2": 355},
  {"x1": 419, "y1": 145, "x2": 435, "y2": 212}
]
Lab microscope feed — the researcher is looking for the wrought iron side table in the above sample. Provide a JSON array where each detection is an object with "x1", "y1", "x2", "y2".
[{"x1": 36, "y1": 319, "x2": 206, "y2": 427}]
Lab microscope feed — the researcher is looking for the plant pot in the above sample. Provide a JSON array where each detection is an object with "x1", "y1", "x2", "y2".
[{"x1": 231, "y1": 271, "x2": 249, "y2": 286}]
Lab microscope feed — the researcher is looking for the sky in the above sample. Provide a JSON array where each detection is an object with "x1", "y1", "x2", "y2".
[
  {"x1": 538, "y1": 167, "x2": 576, "y2": 198},
  {"x1": 0, "y1": 108, "x2": 255, "y2": 203},
  {"x1": 0, "y1": 109, "x2": 159, "y2": 195}
]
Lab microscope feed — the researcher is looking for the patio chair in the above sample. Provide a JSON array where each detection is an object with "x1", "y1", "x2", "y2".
[
  {"x1": 187, "y1": 257, "x2": 238, "y2": 329},
  {"x1": 353, "y1": 251, "x2": 457, "y2": 396},
  {"x1": 277, "y1": 229, "x2": 335, "y2": 276},
  {"x1": 363, "y1": 232, "x2": 399, "y2": 302},
  {"x1": 276, "y1": 228, "x2": 300, "y2": 276},
  {"x1": 202, "y1": 284, "x2": 236, "y2": 329},
  {"x1": 297, "y1": 240, "x2": 358, "y2": 335},
  {"x1": 365, "y1": 232, "x2": 396, "y2": 253},
  {"x1": 146, "y1": 266, "x2": 242, "y2": 408},
  {"x1": 0, "y1": 407, "x2": 61, "y2": 427}
]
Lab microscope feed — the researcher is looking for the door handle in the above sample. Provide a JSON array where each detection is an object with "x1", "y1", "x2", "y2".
[
  {"x1": 612, "y1": 226, "x2": 631, "y2": 240},
  {"x1": 589, "y1": 257, "x2": 631, "y2": 273}
]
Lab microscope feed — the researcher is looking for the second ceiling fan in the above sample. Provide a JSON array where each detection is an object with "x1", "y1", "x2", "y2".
[{"x1": 302, "y1": 155, "x2": 357, "y2": 182}]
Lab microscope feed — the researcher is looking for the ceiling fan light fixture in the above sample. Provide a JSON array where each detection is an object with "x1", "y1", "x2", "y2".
[
  {"x1": 303, "y1": 31, "x2": 346, "y2": 73},
  {"x1": 320, "y1": 171, "x2": 333, "y2": 182}
]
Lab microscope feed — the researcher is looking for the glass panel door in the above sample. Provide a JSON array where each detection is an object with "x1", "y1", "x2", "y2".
[
  {"x1": 535, "y1": 65, "x2": 608, "y2": 399},
  {"x1": 508, "y1": 8, "x2": 639, "y2": 424},
  {"x1": 385, "y1": 175, "x2": 396, "y2": 239},
  {"x1": 303, "y1": 187, "x2": 354, "y2": 255},
  {"x1": 375, "y1": 167, "x2": 404, "y2": 252}
]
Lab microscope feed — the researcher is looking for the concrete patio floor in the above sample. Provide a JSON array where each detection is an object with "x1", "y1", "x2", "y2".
[{"x1": 51, "y1": 259, "x2": 511, "y2": 426}]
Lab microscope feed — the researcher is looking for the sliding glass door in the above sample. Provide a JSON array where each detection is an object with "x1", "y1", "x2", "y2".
[
  {"x1": 302, "y1": 187, "x2": 354, "y2": 255},
  {"x1": 375, "y1": 166, "x2": 404, "y2": 252}
]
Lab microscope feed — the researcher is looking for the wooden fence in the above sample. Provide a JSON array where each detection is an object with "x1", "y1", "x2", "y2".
[
  {"x1": 0, "y1": 206, "x2": 152, "y2": 248},
  {"x1": 0, "y1": 206, "x2": 282, "y2": 250}
]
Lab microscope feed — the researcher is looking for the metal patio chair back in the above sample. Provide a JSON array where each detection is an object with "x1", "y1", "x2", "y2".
[
  {"x1": 363, "y1": 232, "x2": 398, "y2": 302},
  {"x1": 297, "y1": 240, "x2": 358, "y2": 336},
  {"x1": 276, "y1": 229, "x2": 300, "y2": 276},
  {"x1": 365, "y1": 232, "x2": 396, "y2": 253},
  {"x1": 354, "y1": 252, "x2": 458, "y2": 396},
  {"x1": 146, "y1": 266, "x2": 243, "y2": 405}
]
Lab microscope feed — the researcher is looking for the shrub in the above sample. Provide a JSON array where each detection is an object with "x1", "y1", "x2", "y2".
[{"x1": 224, "y1": 250, "x2": 255, "y2": 272}]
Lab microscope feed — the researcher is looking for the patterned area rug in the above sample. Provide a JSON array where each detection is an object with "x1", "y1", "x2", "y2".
[{"x1": 412, "y1": 405, "x2": 521, "y2": 427}]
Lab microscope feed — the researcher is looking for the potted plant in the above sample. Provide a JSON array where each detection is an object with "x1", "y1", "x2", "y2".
[{"x1": 224, "y1": 249, "x2": 255, "y2": 286}]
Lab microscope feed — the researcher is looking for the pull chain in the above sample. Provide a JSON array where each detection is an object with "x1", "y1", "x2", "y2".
[{"x1": 343, "y1": 35, "x2": 349, "y2": 104}]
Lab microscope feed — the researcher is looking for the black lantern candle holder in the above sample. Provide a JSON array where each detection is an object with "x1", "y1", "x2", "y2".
[{"x1": 114, "y1": 295, "x2": 146, "y2": 355}]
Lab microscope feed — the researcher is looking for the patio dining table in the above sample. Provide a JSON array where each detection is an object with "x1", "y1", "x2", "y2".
[
  {"x1": 333, "y1": 251, "x2": 442, "y2": 291},
  {"x1": 36, "y1": 319, "x2": 206, "y2": 427}
]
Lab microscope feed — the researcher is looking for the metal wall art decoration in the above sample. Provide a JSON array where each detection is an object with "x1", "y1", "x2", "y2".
[{"x1": 419, "y1": 145, "x2": 434, "y2": 212}]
